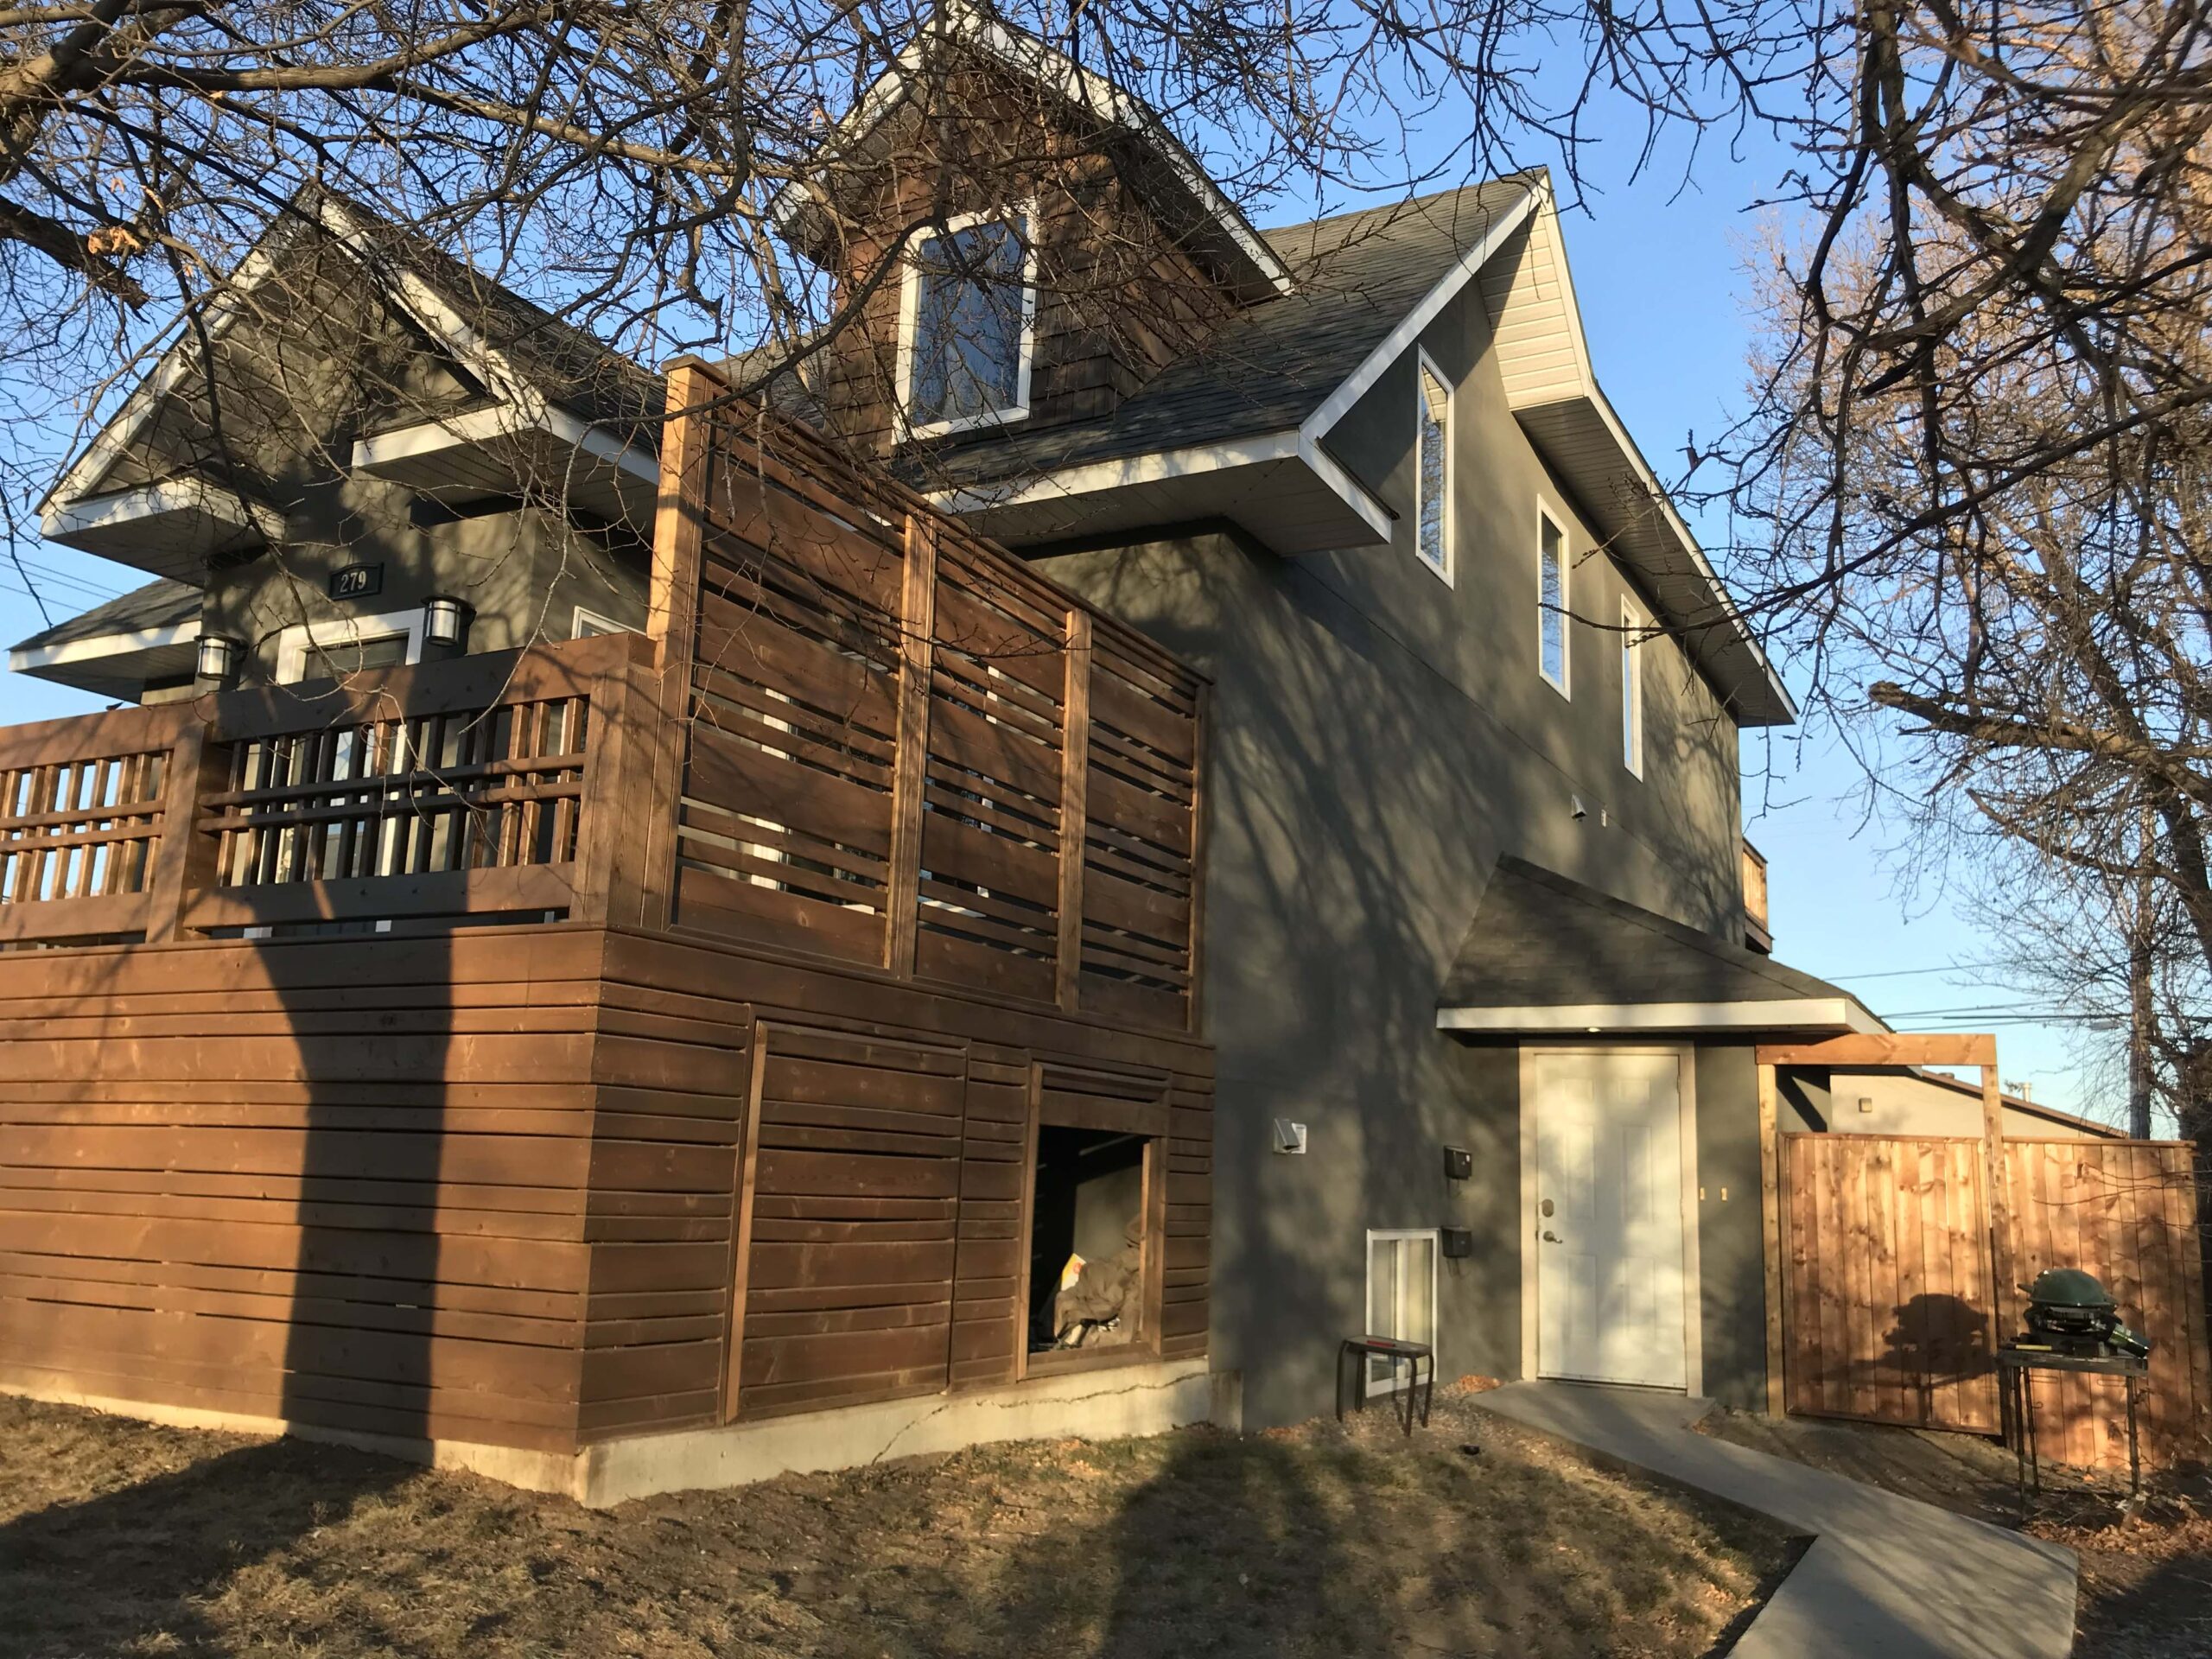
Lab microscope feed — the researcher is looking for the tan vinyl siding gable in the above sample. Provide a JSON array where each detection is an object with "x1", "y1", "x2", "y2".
[{"x1": 1477, "y1": 212, "x2": 1586, "y2": 410}]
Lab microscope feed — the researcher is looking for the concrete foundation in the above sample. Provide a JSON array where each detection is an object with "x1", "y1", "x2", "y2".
[{"x1": 4, "y1": 1357, "x2": 1217, "y2": 1509}]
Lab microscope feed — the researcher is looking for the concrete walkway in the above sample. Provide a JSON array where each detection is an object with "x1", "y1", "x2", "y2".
[{"x1": 1478, "y1": 1382, "x2": 2079, "y2": 1659}]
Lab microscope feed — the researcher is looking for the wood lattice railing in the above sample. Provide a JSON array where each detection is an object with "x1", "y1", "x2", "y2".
[{"x1": 0, "y1": 629, "x2": 645, "y2": 945}]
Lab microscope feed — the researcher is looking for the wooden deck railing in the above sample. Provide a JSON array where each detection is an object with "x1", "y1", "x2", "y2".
[
  {"x1": 0, "y1": 370, "x2": 1208, "y2": 1033},
  {"x1": 0, "y1": 628, "x2": 649, "y2": 946}
]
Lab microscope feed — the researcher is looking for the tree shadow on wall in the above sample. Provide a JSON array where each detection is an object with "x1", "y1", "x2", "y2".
[{"x1": 1039, "y1": 535, "x2": 1751, "y2": 1422}]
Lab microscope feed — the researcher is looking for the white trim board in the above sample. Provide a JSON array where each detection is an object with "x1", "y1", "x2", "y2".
[
  {"x1": 1439, "y1": 997, "x2": 1886, "y2": 1035},
  {"x1": 893, "y1": 202, "x2": 1040, "y2": 440},
  {"x1": 929, "y1": 426, "x2": 1395, "y2": 547},
  {"x1": 10, "y1": 617, "x2": 201, "y2": 674},
  {"x1": 351, "y1": 403, "x2": 657, "y2": 486},
  {"x1": 273, "y1": 606, "x2": 424, "y2": 684},
  {"x1": 41, "y1": 478, "x2": 285, "y2": 549}
]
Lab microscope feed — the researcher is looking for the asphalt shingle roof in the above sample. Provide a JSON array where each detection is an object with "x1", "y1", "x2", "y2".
[
  {"x1": 907, "y1": 176, "x2": 1535, "y2": 489},
  {"x1": 1439, "y1": 857, "x2": 1871, "y2": 1014},
  {"x1": 13, "y1": 578, "x2": 198, "y2": 652}
]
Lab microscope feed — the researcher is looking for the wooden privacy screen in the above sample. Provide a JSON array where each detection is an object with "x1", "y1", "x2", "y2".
[
  {"x1": 1780, "y1": 1133, "x2": 2212, "y2": 1467},
  {"x1": 1781, "y1": 1135, "x2": 1999, "y2": 1433},
  {"x1": 664, "y1": 376, "x2": 1205, "y2": 1032}
]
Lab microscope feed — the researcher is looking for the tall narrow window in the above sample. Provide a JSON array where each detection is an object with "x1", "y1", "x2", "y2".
[
  {"x1": 1365, "y1": 1230, "x2": 1438, "y2": 1391},
  {"x1": 1621, "y1": 600, "x2": 1644, "y2": 777},
  {"x1": 899, "y1": 210, "x2": 1035, "y2": 436},
  {"x1": 1415, "y1": 355, "x2": 1452, "y2": 582},
  {"x1": 1538, "y1": 511, "x2": 1569, "y2": 693}
]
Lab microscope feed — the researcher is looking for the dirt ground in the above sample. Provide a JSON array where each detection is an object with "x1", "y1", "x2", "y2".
[
  {"x1": 0, "y1": 1383, "x2": 1796, "y2": 1658},
  {"x1": 1701, "y1": 1408, "x2": 2212, "y2": 1659}
]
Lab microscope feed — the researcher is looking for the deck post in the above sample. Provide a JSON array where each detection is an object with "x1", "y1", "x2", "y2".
[
  {"x1": 883, "y1": 512, "x2": 938, "y2": 978},
  {"x1": 1053, "y1": 607, "x2": 1091, "y2": 1010},
  {"x1": 1982, "y1": 1060, "x2": 2015, "y2": 1357},
  {"x1": 632, "y1": 356, "x2": 721, "y2": 930},
  {"x1": 142, "y1": 713, "x2": 226, "y2": 944}
]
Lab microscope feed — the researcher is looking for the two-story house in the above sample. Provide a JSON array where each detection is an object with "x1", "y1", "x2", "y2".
[{"x1": 1, "y1": 6, "x2": 1912, "y2": 1483}]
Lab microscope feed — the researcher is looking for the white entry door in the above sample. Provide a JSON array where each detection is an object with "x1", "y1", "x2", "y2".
[{"x1": 1532, "y1": 1052, "x2": 1688, "y2": 1389}]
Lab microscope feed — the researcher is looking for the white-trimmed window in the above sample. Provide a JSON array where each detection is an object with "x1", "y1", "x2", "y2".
[
  {"x1": 572, "y1": 605, "x2": 630, "y2": 639},
  {"x1": 1621, "y1": 599, "x2": 1645, "y2": 778},
  {"x1": 1414, "y1": 353, "x2": 1452, "y2": 582},
  {"x1": 1365, "y1": 1229, "x2": 1439, "y2": 1391},
  {"x1": 274, "y1": 607, "x2": 422, "y2": 684},
  {"x1": 897, "y1": 207, "x2": 1037, "y2": 438},
  {"x1": 1538, "y1": 510, "x2": 1569, "y2": 695}
]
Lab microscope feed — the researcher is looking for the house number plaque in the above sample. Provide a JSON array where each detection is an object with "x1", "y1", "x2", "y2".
[{"x1": 328, "y1": 563, "x2": 384, "y2": 601}]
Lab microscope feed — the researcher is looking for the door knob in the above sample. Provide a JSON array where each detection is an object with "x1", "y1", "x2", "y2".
[{"x1": 1541, "y1": 1230, "x2": 1560, "y2": 1243}]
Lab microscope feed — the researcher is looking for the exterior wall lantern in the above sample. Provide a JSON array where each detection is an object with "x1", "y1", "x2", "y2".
[
  {"x1": 423, "y1": 594, "x2": 473, "y2": 648},
  {"x1": 194, "y1": 633, "x2": 243, "y2": 685}
]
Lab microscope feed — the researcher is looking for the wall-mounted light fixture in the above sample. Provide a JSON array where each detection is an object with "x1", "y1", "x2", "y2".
[
  {"x1": 423, "y1": 594, "x2": 473, "y2": 648},
  {"x1": 195, "y1": 633, "x2": 243, "y2": 685},
  {"x1": 1442, "y1": 1146, "x2": 1472, "y2": 1181}
]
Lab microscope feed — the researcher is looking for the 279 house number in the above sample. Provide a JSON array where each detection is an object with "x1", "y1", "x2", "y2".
[{"x1": 328, "y1": 563, "x2": 383, "y2": 601}]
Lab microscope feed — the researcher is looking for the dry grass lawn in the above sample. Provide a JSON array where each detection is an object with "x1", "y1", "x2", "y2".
[{"x1": 1, "y1": 1385, "x2": 1796, "y2": 1658}]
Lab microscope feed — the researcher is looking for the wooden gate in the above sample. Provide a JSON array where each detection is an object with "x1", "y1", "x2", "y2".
[
  {"x1": 1780, "y1": 1134, "x2": 1999, "y2": 1433},
  {"x1": 1779, "y1": 1131, "x2": 2212, "y2": 1465}
]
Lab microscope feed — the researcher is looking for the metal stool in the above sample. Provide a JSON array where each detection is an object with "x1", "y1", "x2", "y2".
[{"x1": 1336, "y1": 1336, "x2": 1434, "y2": 1433}]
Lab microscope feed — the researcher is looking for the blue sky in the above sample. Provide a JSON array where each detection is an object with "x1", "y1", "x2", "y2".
[{"x1": 0, "y1": 69, "x2": 2112, "y2": 1122}]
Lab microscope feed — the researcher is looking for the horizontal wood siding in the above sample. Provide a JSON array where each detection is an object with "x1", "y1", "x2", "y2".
[
  {"x1": 736, "y1": 1024, "x2": 965, "y2": 1417},
  {"x1": 596, "y1": 927, "x2": 1214, "y2": 1430},
  {"x1": 0, "y1": 928, "x2": 613, "y2": 1452}
]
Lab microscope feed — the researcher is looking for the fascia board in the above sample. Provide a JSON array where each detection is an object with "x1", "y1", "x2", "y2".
[
  {"x1": 41, "y1": 243, "x2": 285, "y2": 514},
  {"x1": 1297, "y1": 181, "x2": 1543, "y2": 445},
  {"x1": 768, "y1": 9, "x2": 1292, "y2": 296},
  {"x1": 353, "y1": 403, "x2": 657, "y2": 485},
  {"x1": 10, "y1": 616, "x2": 201, "y2": 673},
  {"x1": 1435, "y1": 997, "x2": 1888, "y2": 1035},
  {"x1": 929, "y1": 426, "x2": 1391, "y2": 544},
  {"x1": 1580, "y1": 383, "x2": 1797, "y2": 723},
  {"x1": 41, "y1": 478, "x2": 285, "y2": 545}
]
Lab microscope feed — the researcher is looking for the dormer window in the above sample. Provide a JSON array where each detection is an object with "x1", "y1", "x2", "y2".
[{"x1": 897, "y1": 207, "x2": 1036, "y2": 437}]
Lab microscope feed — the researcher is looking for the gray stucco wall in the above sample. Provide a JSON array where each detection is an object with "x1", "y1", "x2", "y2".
[
  {"x1": 1035, "y1": 272, "x2": 1757, "y2": 1426},
  {"x1": 1694, "y1": 1043, "x2": 1769, "y2": 1410}
]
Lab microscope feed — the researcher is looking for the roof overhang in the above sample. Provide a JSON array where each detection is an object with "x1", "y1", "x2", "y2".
[
  {"x1": 41, "y1": 189, "x2": 649, "y2": 548},
  {"x1": 9, "y1": 614, "x2": 201, "y2": 699},
  {"x1": 768, "y1": 2, "x2": 1293, "y2": 304},
  {"x1": 933, "y1": 427, "x2": 1391, "y2": 554},
  {"x1": 40, "y1": 479, "x2": 283, "y2": 579},
  {"x1": 1471, "y1": 190, "x2": 1795, "y2": 728},
  {"x1": 1437, "y1": 997, "x2": 1887, "y2": 1037},
  {"x1": 353, "y1": 403, "x2": 658, "y2": 523}
]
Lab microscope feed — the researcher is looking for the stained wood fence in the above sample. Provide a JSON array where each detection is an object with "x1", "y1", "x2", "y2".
[{"x1": 1780, "y1": 1131, "x2": 2212, "y2": 1468}]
